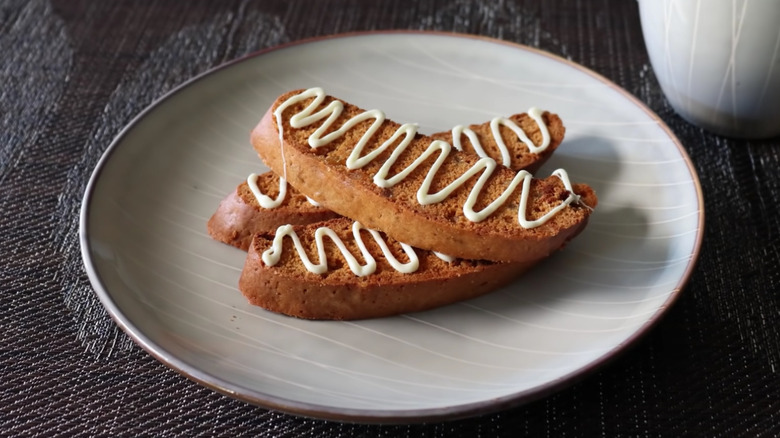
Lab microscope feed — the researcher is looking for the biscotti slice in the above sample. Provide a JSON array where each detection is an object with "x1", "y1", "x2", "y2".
[
  {"x1": 431, "y1": 110, "x2": 563, "y2": 174},
  {"x1": 210, "y1": 109, "x2": 563, "y2": 250},
  {"x1": 239, "y1": 218, "x2": 537, "y2": 320},
  {"x1": 207, "y1": 172, "x2": 339, "y2": 250},
  {"x1": 251, "y1": 87, "x2": 597, "y2": 263}
]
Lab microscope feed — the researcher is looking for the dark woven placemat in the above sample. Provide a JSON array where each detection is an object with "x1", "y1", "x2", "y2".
[{"x1": 2, "y1": 0, "x2": 779, "y2": 436}]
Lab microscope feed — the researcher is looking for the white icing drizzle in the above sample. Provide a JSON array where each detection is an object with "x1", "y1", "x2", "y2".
[
  {"x1": 249, "y1": 89, "x2": 553, "y2": 211},
  {"x1": 519, "y1": 168, "x2": 581, "y2": 228},
  {"x1": 247, "y1": 173, "x2": 322, "y2": 208},
  {"x1": 451, "y1": 107, "x2": 550, "y2": 167},
  {"x1": 274, "y1": 105, "x2": 289, "y2": 181},
  {"x1": 242, "y1": 98, "x2": 296, "y2": 209},
  {"x1": 433, "y1": 252, "x2": 456, "y2": 263},
  {"x1": 273, "y1": 87, "x2": 582, "y2": 228},
  {"x1": 262, "y1": 221, "x2": 420, "y2": 276},
  {"x1": 247, "y1": 173, "x2": 287, "y2": 209}
]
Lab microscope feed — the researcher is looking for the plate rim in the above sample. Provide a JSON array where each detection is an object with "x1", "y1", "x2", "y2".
[{"x1": 79, "y1": 30, "x2": 705, "y2": 424}]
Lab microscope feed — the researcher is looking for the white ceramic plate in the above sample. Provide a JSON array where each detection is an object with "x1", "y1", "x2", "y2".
[{"x1": 81, "y1": 32, "x2": 703, "y2": 423}]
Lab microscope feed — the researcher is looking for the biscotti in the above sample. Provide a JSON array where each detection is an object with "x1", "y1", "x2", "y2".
[
  {"x1": 430, "y1": 112, "x2": 563, "y2": 174},
  {"x1": 207, "y1": 172, "x2": 339, "y2": 250},
  {"x1": 239, "y1": 218, "x2": 537, "y2": 320},
  {"x1": 251, "y1": 87, "x2": 597, "y2": 263},
  {"x1": 210, "y1": 107, "x2": 564, "y2": 249}
]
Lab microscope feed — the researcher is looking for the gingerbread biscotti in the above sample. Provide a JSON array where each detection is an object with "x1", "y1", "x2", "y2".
[
  {"x1": 251, "y1": 88, "x2": 597, "y2": 263},
  {"x1": 209, "y1": 107, "x2": 564, "y2": 250},
  {"x1": 239, "y1": 218, "x2": 537, "y2": 320},
  {"x1": 207, "y1": 172, "x2": 340, "y2": 250}
]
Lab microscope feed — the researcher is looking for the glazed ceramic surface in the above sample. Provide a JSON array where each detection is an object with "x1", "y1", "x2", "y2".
[{"x1": 639, "y1": 0, "x2": 780, "y2": 138}]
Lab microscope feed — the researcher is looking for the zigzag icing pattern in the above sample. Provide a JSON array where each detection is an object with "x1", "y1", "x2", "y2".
[
  {"x1": 250, "y1": 88, "x2": 554, "y2": 210},
  {"x1": 262, "y1": 221, "x2": 420, "y2": 276},
  {"x1": 272, "y1": 87, "x2": 582, "y2": 228}
]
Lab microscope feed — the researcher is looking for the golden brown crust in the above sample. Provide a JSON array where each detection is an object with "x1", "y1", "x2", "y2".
[
  {"x1": 210, "y1": 109, "x2": 564, "y2": 250},
  {"x1": 430, "y1": 111, "x2": 564, "y2": 174},
  {"x1": 251, "y1": 90, "x2": 597, "y2": 262},
  {"x1": 206, "y1": 173, "x2": 340, "y2": 250},
  {"x1": 238, "y1": 218, "x2": 537, "y2": 320}
]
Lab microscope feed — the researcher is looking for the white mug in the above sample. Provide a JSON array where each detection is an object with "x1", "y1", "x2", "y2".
[{"x1": 638, "y1": 0, "x2": 780, "y2": 138}]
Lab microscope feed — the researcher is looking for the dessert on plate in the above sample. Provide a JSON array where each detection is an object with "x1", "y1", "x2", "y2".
[{"x1": 209, "y1": 87, "x2": 597, "y2": 320}]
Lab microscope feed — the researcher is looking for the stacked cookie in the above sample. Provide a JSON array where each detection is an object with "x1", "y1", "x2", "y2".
[{"x1": 208, "y1": 87, "x2": 597, "y2": 320}]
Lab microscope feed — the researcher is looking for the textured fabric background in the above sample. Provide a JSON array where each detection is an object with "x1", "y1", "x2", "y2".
[{"x1": 1, "y1": 0, "x2": 779, "y2": 436}]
